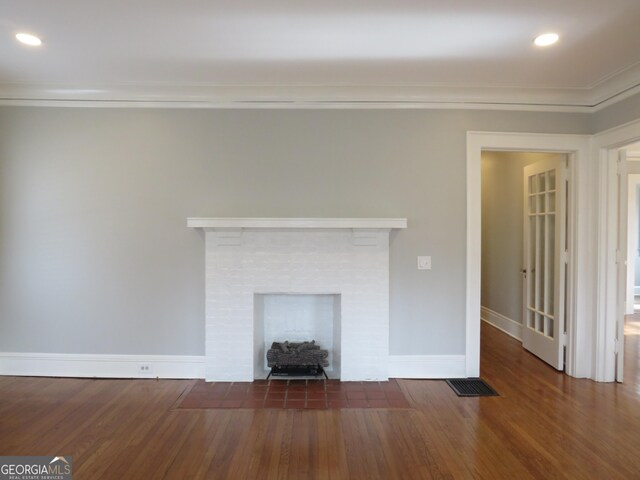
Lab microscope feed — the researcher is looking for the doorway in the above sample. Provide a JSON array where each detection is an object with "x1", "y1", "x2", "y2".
[
  {"x1": 612, "y1": 142, "x2": 640, "y2": 382},
  {"x1": 480, "y1": 151, "x2": 569, "y2": 370},
  {"x1": 591, "y1": 119, "x2": 640, "y2": 382},
  {"x1": 624, "y1": 171, "x2": 640, "y2": 317},
  {"x1": 466, "y1": 131, "x2": 589, "y2": 379}
]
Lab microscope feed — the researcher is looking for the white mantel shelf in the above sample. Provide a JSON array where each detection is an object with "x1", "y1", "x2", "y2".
[{"x1": 187, "y1": 217, "x2": 407, "y2": 230}]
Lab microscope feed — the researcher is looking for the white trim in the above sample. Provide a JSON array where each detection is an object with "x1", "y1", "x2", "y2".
[
  {"x1": 0, "y1": 98, "x2": 593, "y2": 113},
  {"x1": 0, "y1": 352, "x2": 205, "y2": 379},
  {"x1": 388, "y1": 355, "x2": 466, "y2": 379},
  {"x1": 588, "y1": 61, "x2": 640, "y2": 110},
  {"x1": 467, "y1": 132, "x2": 591, "y2": 379},
  {"x1": 480, "y1": 307, "x2": 523, "y2": 341},
  {"x1": 187, "y1": 217, "x2": 407, "y2": 230},
  {"x1": 0, "y1": 75, "x2": 638, "y2": 112},
  {"x1": 0, "y1": 351, "x2": 467, "y2": 381},
  {"x1": 466, "y1": 136, "x2": 482, "y2": 377}
]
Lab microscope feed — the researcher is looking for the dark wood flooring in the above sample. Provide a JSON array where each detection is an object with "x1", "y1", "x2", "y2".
[{"x1": 1, "y1": 322, "x2": 639, "y2": 479}]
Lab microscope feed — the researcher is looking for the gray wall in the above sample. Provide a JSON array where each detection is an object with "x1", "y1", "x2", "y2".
[
  {"x1": 0, "y1": 107, "x2": 591, "y2": 356},
  {"x1": 481, "y1": 151, "x2": 565, "y2": 323}
]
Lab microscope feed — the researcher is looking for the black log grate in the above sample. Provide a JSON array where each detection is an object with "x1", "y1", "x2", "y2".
[
  {"x1": 445, "y1": 378, "x2": 499, "y2": 397},
  {"x1": 267, "y1": 364, "x2": 329, "y2": 380}
]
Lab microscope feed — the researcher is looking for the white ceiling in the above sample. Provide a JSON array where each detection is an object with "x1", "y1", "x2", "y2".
[{"x1": 1, "y1": 0, "x2": 640, "y2": 108}]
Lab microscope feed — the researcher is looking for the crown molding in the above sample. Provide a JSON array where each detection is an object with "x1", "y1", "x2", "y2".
[
  {"x1": 0, "y1": 70, "x2": 638, "y2": 112},
  {"x1": 588, "y1": 61, "x2": 640, "y2": 108}
]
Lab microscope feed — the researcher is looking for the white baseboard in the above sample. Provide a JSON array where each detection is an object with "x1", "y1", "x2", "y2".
[
  {"x1": 0, "y1": 352, "x2": 205, "y2": 379},
  {"x1": 481, "y1": 306, "x2": 523, "y2": 341},
  {"x1": 0, "y1": 352, "x2": 467, "y2": 381},
  {"x1": 388, "y1": 355, "x2": 466, "y2": 379}
]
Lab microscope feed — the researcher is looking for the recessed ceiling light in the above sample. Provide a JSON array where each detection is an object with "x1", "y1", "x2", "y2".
[
  {"x1": 534, "y1": 33, "x2": 559, "y2": 47},
  {"x1": 16, "y1": 33, "x2": 42, "y2": 46}
]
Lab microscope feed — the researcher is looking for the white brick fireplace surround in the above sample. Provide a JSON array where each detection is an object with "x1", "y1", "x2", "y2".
[{"x1": 187, "y1": 218, "x2": 407, "y2": 382}]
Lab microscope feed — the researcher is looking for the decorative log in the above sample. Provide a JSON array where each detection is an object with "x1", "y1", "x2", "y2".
[{"x1": 267, "y1": 341, "x2": 329, "y2": 367}]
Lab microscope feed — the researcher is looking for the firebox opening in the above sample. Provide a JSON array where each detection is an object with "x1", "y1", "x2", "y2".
[{"x1": 254, "y1": 293, "x2": 341, "y2": 380}]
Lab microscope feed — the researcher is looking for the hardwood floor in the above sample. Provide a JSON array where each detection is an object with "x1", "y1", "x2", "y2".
[{"x1": 1, "y1": 323, "x2": 640, "y2": 479}]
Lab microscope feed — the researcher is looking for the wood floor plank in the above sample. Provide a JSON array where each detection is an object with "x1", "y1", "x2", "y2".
[
  {"x1": 177, "y1": 411, "x2": 237, "y2": 480},
  {"x1": 2, "y1": 322, "x2": 640, "y2": 479}
]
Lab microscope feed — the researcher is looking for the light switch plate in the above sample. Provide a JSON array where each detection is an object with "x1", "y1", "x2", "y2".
[{"x1": 417, "y1": 256, "x2": 431, "y2": 270}]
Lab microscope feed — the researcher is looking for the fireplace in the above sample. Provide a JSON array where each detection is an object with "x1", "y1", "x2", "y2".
[{"x1": 188, "y1": 217, "x2": 407, "y2": 382}]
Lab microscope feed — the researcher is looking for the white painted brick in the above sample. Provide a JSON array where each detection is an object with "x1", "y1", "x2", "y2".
[{"x1": 203, "y1": 229, "x2": 391, "y2": 382}]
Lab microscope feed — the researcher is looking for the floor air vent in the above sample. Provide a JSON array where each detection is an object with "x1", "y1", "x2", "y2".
[{"x1": 445, "y1": 378, "x2": 499, "y2": 397}]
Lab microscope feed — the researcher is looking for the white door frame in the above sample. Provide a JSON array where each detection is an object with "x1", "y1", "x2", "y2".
[
  {"x1": 593, "y1": 118, "x2": 640, "y2": 382},
  {"x1": 466, "y1": 132, "x2": 591, "y2": 378}
]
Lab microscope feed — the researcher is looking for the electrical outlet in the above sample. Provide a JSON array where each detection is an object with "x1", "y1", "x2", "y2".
[
  {"x1": 417, "y1": 256, "x2": 431, "y2": 270},
  {"x1": 137, "y1": 364, "x2": 153, "y2": 375}
]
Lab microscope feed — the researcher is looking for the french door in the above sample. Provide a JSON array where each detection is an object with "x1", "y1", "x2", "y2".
[{"x1": 522, "y1": 157, "x2": 567, "y2": 370}]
